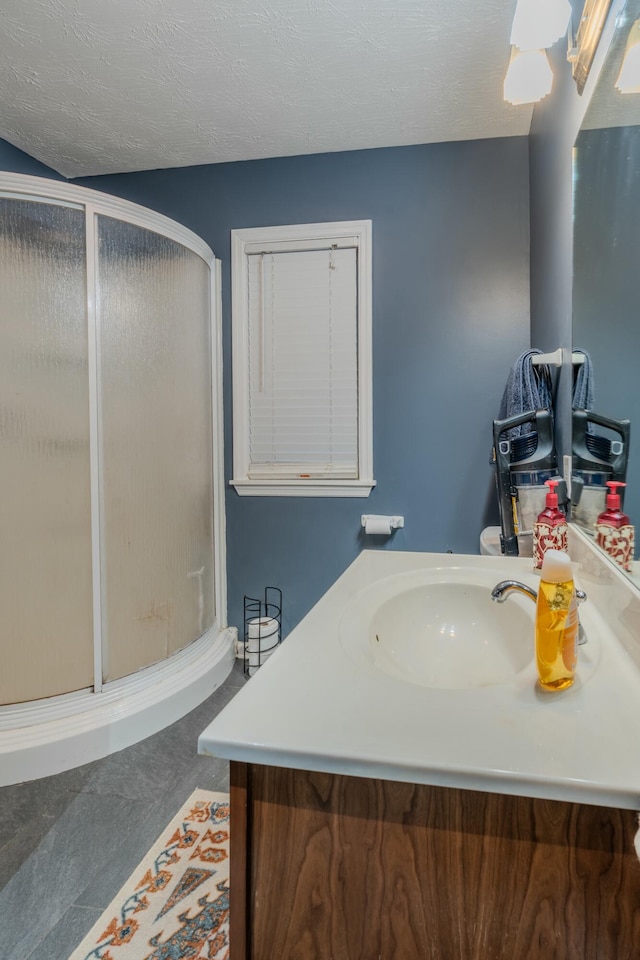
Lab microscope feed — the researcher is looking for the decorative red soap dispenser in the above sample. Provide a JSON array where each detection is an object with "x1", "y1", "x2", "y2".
[
  {"x1": 595, "y1": 481, "x2": 635, "y2": 572},
  {"x1": 533, "y1": 478, "x2": 568, "y2": 570}
]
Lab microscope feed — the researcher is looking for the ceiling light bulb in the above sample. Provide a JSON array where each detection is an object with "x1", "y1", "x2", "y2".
[
  {"x1": 504, "y1": 49, "x2": 554, "y2": 105},
  {"x1": 615, "y1": 20, "x2": 640, "y2": 93},
  {"x1": 510, "y1": 0, "x2": 572, "y2": 51}
]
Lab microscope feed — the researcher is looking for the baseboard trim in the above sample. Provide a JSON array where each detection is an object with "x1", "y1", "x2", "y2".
[{"x1": 0, "y1": 626, "x2": 235, "y2": 785}]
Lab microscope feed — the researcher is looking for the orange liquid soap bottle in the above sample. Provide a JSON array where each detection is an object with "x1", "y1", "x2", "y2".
[
  {"x1": 595, "y1": 481, "x2": 635, "y2": 572},
  {"x1": 533, "y1": 478, "x2": 568, "y2": 570},
  {"x1": 535, "y1": 550, "x2": 579, "y2": 691}
]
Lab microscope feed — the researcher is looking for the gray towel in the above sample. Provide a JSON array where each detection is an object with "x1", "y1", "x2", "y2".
[
  {"x1": 572, "y1": 348, "x2": 594, "y2": 411},
  {"x1": 498, "y1": 349, "x2": 553, "y2": 437}
]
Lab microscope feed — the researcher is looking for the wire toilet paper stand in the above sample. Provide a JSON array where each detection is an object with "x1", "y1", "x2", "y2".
[{"x1": 243, "y1": 586, "x2": 282, "y2": 677}]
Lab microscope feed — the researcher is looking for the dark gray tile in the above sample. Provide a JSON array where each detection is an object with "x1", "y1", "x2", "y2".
[
  {"x1": 226, "y1": 658, "x2": 249, "y2": 686},
  {"x1": 0, "y1": 793, "x2": 149, "y2": 960},
  {"x1": 0, "y1": 764, "x2": 104, "y2": 894},
  {"x1": 0, "y1": 670, "x2": 242, "y2": 955},
  {"x1": 171, "y1": 681, "x2": 247, "y2": 746},
  {"x1": 0, "y1": 821, "x2": 55, "y2": 894},
  {"x1": 74, "y1": 680, "x2": 243, "y2": 802},
  {"x1": 74, "y1": 762, "x2": 229, "y2": 910},
  {"x1": 72, "y1": 808, "x2": 178, "y2": 911},
  {"x1": 0, "y1": 763, "x2": 98, "y2": 854},
  {"x1": 26, "y1": 904, "x2": 102, "y2": 960}
]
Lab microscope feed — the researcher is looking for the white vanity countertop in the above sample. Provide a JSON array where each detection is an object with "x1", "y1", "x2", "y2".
[{"x1": 198, "y1": 549, "x2": 640, "y2": 810}]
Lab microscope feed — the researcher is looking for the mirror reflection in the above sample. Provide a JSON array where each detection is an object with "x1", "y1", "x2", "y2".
[{"x1": 572, "y1": 0, "x2": 640, "y2": 581}]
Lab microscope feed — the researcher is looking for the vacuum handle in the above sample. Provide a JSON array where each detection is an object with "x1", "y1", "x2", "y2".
[
  {"x1": 572, "y1": 409, "x2": 630, "y2": 477},
  {"x1": 492, "y1": 409, "x2": 554, "y2": 468},
  {"x1": 493, "y1": 409, "x2": 548, "y2": 436},
  {"x1": 578, "y1": 410, "x2": 630, "y2": 436}
]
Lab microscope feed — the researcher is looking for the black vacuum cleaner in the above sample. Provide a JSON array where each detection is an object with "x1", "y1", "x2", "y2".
[
  {"x1": 491, "y1": 409, "x2": 561, "y2": 557},
  {"x1": 571, "y1": 409, "x2": 630, "y2": 531}
]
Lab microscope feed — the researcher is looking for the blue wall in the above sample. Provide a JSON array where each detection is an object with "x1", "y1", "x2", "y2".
[
  {"x1": 0, "y1": 138, "x2": 65, "y2": 179},
  {"x1": 1, "y1": 136, "x2": 531, "y2": 633},
  {"x1": 76, "y1": 139, "x2": 531, "y2": 632},
  {"x1": 572, "y1": 125, "x2": 640, "y2": 537}
]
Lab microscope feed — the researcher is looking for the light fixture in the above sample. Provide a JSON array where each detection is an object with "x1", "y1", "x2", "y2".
[
  {"x1": 504, "y1": 0, "x2": 572, "y2": 106},
  {"x1": 504, "y1": 48, "x2": 554, "y2": 105},
  {"x1": 615, "y1": 19, "x2": 640, "y2": 94},
  {"x1": 510, "y1": 0, "x2": 573, "y2": 51}
]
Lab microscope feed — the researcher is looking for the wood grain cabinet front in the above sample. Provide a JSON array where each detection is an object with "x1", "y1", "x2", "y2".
[{"x1": 230, "y1": 761, "x2": 640, "y2": 960}]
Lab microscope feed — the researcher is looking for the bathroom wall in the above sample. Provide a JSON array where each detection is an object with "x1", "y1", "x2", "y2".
[
  {"x1": 74, "y1": 139, "x2": 531, "y2": 632},
  {"x1": 572, "y1": 124, "x2": 640, "y2": 536},
  {"x1": 0, "y1": 135, "x2": 531, "y2": 633},
  {"x1": 576, "y1": 129, "x2": 640, "y2": 408}
]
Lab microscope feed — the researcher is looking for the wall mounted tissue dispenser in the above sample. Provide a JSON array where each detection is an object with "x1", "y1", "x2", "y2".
[{"x1": 361, "y1": 515, "x2": 405, "y2": 535}]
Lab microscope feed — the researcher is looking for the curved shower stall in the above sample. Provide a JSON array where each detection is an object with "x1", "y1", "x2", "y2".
[{"x1": 0, "y1": 174, "x2": 232, "y2": 785}]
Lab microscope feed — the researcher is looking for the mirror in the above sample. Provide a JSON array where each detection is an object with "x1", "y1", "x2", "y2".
[{"x1": 572, "y1": 0, "x2": 640, "y2": 583}]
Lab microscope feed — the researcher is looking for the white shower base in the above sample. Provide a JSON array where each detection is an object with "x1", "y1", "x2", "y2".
[{"x1": 0, "y1": 625, "x2": 235, "y2": 786}]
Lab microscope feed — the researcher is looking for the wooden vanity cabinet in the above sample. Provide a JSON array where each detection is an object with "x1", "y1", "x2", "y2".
[{"x1": 230, "y1": 761, "x2": 640, "y2": 960}]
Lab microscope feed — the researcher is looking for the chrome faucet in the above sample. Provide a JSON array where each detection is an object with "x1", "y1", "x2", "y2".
[
  {"x1": 491, "y1": 580, "x2": 538, "y2": 604},
  {"x1": 491, "y1": 580, "x2": 588, "y2": 643}
]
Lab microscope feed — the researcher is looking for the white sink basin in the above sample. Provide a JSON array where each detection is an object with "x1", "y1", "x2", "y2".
[{"x1": 340, "y1": 566, "x2": 536, "y2": 690}]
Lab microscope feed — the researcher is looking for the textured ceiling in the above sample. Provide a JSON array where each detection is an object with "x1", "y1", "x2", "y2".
[{"x1": 0, "y1": 0, "x2": 532, "y2": 179}]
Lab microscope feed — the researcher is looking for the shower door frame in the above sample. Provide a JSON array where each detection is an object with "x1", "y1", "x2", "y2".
[{"x1": 0, "y1": 173, "x2": 230, "y2": 783}]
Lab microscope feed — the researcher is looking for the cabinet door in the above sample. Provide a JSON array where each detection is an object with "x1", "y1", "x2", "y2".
[
  {"x1": 96, "y1": 216, "x2": 215, "y2": 682},
  {"x1": 0, "y1": 198, "x2": 93, "y2": 704}
]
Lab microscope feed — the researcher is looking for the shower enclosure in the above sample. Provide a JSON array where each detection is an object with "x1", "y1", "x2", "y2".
[{"x1": 0, "y1": 174, "x2": 231, "y2": 784}]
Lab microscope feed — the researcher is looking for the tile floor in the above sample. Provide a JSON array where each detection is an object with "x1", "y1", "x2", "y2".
[{"x1": 0, "y1": 660, "x2": 246, "y2": 960}]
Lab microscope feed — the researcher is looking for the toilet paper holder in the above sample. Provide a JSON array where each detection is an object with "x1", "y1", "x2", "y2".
[
  {"x1": 243, "y1": 586, "x2": 282, "y2": 677},
  {"x1": 361, "y1": 514, "x2": 404, "y2": 534}
]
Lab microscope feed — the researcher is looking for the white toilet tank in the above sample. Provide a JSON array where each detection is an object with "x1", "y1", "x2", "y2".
[
  {"x1": 480, "y1": 526, "x2": 533, "y2": 557},
  {"x1": 480, "y1": 526, "x2": 502, "y2": 556}
]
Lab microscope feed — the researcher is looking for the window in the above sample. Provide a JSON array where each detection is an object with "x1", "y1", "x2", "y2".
[{"x1": 231, "y1": 220, "x2": 374, "y2": 497}]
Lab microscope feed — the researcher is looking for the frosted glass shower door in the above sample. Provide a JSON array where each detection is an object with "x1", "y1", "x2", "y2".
[
  {"x1": 97, "y1": 217, "x2": 215, "y2": 682},
  {"x1": 0, "y1": 198, "x2": 93, "y2": 704}
]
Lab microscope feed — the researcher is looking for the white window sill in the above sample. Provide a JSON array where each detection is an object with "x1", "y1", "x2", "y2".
[{"x1": 230, "y1": 479, "x2": 376, "y2": 498}]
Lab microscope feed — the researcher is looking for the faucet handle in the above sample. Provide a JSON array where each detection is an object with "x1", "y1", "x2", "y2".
[{"x1": 575, "y1": 589, "x2": 588, "y2": 645}]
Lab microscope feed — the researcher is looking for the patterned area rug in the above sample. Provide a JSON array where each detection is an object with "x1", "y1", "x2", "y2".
[{"x1": 68, "y1": 789, "x2": 230, "y2": 960}]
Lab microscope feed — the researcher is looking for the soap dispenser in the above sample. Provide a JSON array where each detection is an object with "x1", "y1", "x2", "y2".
[
  {"x1": 536, "y1": 549, "x2": 578, "y2": 691},
  {"x1": 595, "y1": 481, "x2": 635, "y2": 572},
  {"x1": 533, "y1": 478, "x2": 568, "y2": 570}
]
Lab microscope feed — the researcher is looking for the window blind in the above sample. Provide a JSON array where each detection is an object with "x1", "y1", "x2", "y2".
[{"x1": 247, "y1": 246, "x2": 358, "y2": 479}]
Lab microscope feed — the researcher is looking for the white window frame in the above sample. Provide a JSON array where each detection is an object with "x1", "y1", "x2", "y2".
[{"x1": 230, "y1": 220, "x2": 374, "y2": 497}]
